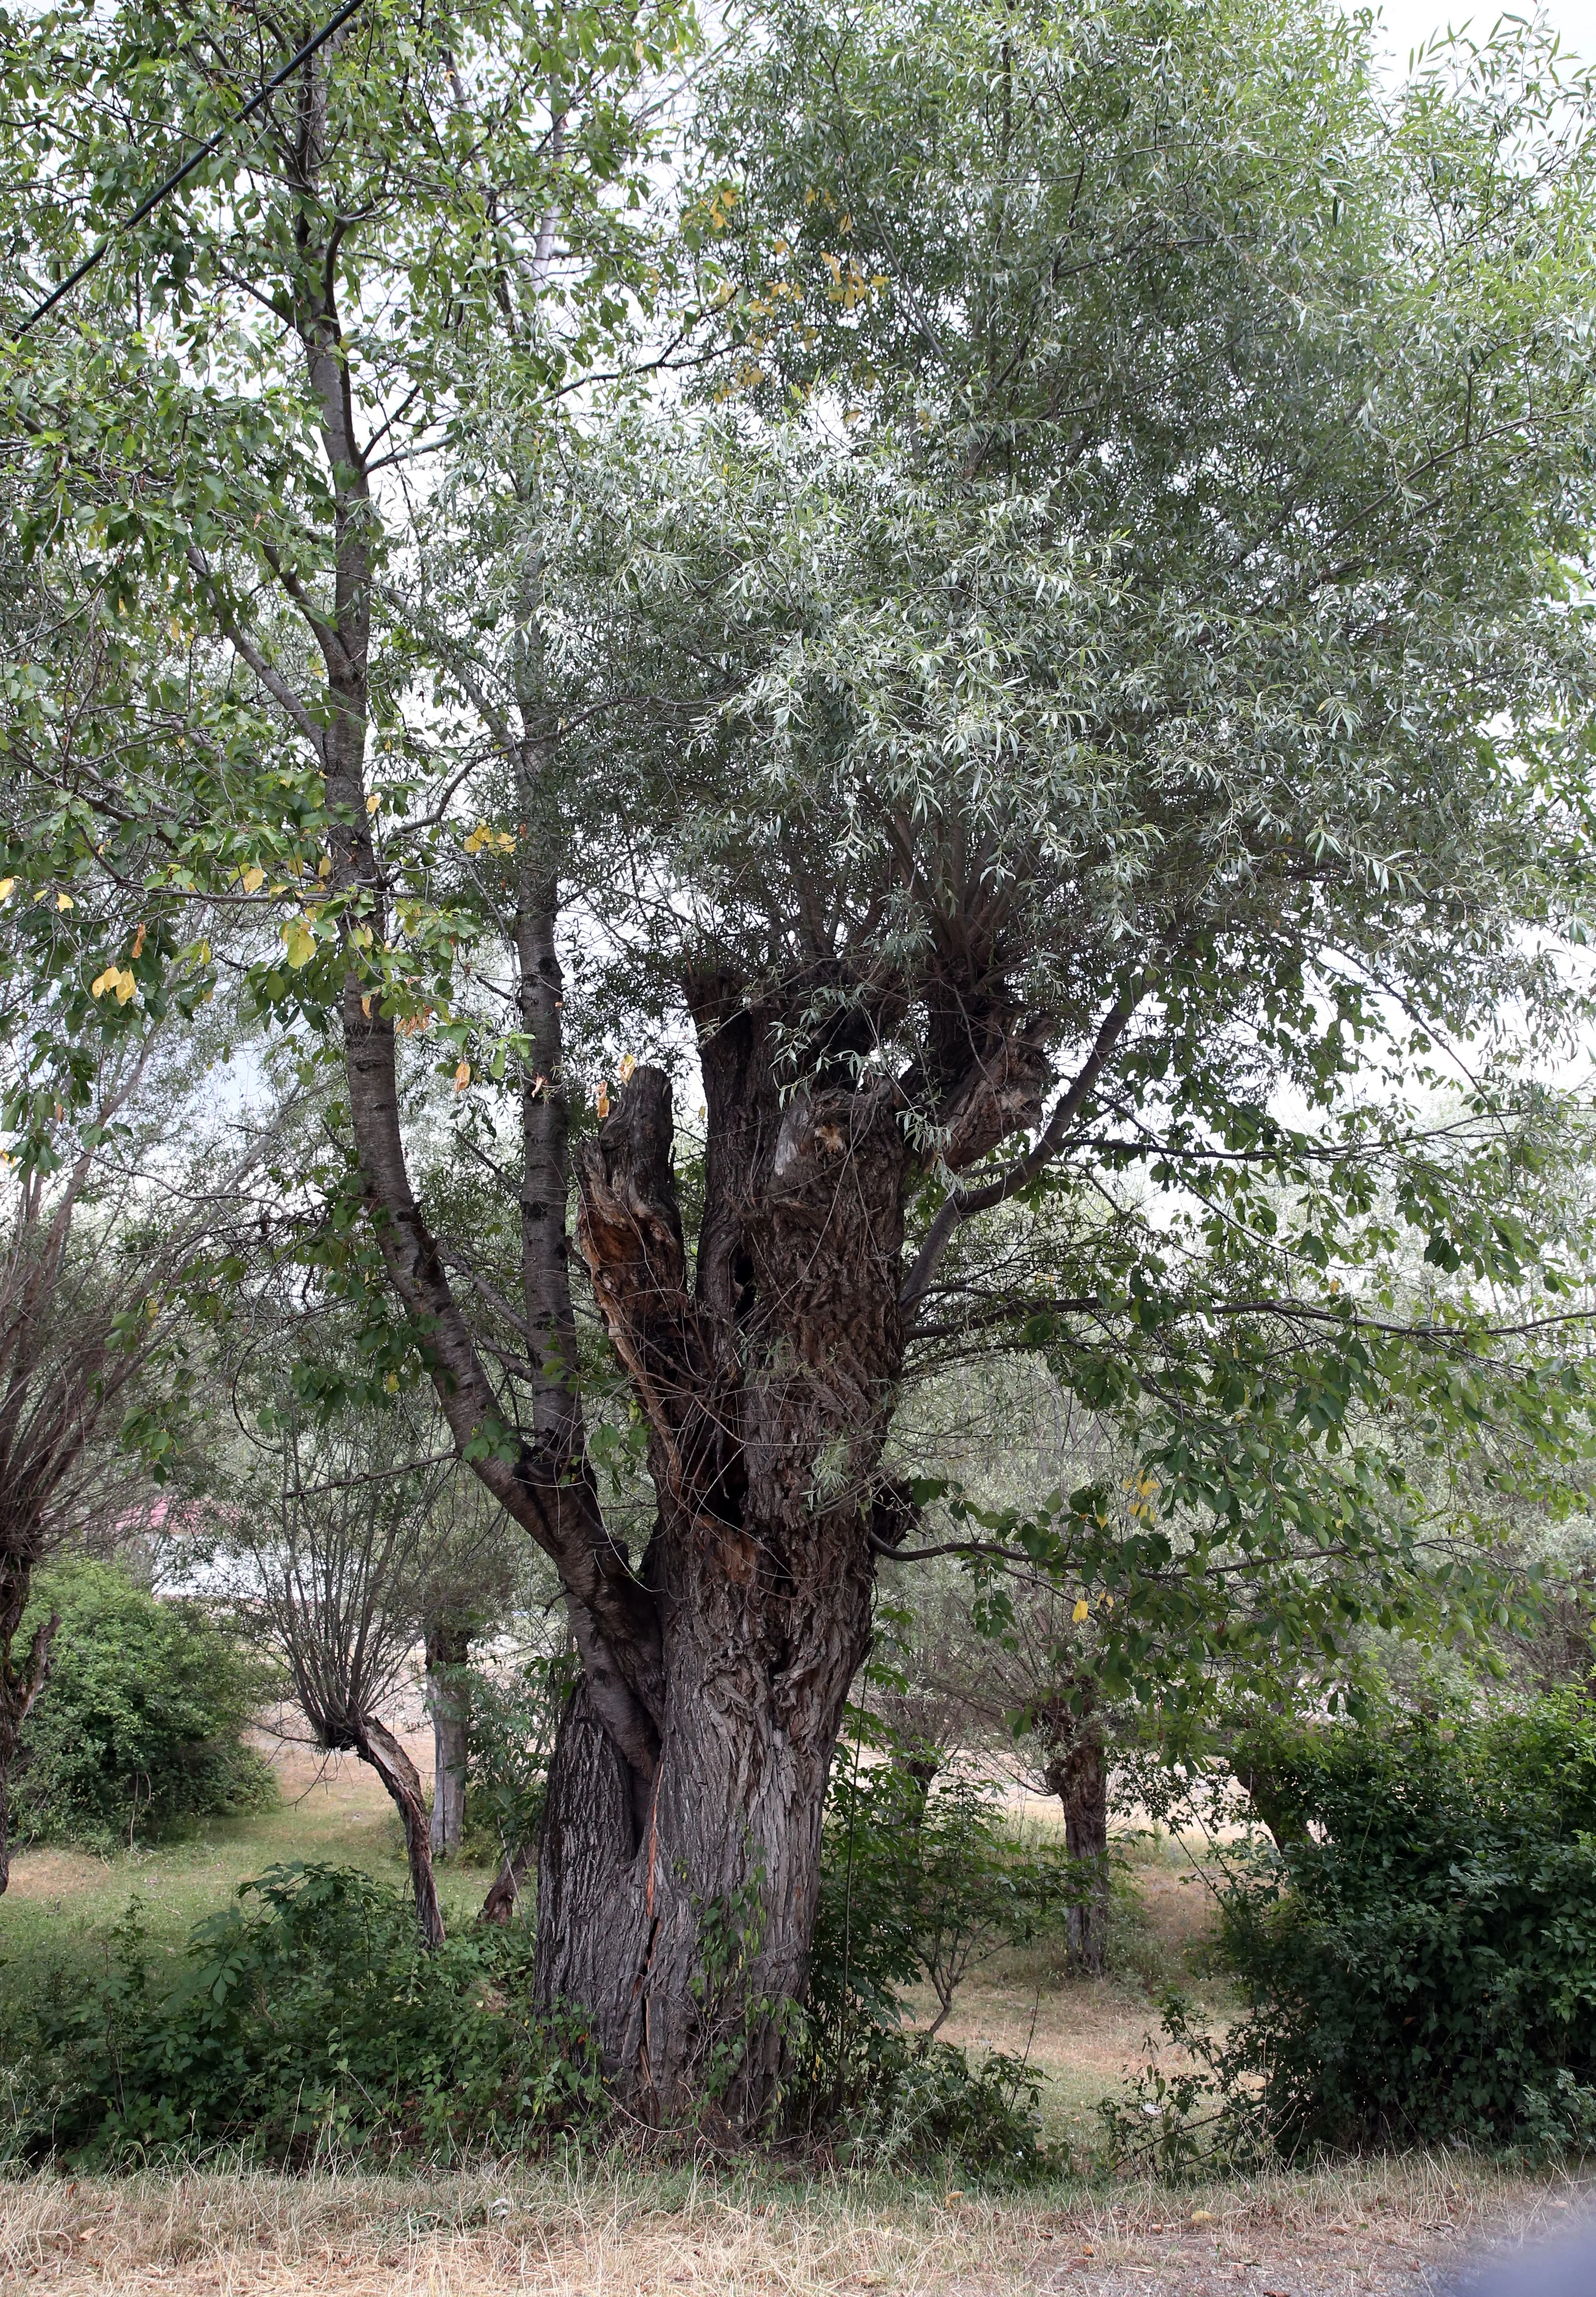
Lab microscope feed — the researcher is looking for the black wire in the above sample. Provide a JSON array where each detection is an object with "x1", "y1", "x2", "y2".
[{"x1": 16, "y1": 0, "x2": 370, "y2": 337}]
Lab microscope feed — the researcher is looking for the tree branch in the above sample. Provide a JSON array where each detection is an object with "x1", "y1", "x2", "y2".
[
  {"x1": 901, "y1": 994, "x2": 1137, "y2": 1323},
  {"x1": 185, "y1": 545, "x2": 326, "y2": 758}
]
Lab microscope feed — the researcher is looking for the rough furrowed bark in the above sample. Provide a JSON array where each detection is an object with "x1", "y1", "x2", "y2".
[
  {"x1": 532, "y1": 1673, "x2": 641, "y2": 2014},
  {"x1": 535, "y1": 1043, "x2": 905, "y2": 2127}
]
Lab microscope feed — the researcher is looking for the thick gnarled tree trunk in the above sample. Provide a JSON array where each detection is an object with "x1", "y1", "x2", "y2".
[{"x1": 529, "y1": 1008, "x2": 902, "y2": 2120}]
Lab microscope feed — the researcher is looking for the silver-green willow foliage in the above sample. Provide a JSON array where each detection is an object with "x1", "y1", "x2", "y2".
[{"x1": 405, "y1": 0, "x2": 1596, "y2": 1689}]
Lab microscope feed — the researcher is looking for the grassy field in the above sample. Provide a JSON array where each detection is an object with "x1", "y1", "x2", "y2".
[{"x1": 0, "y1": 1742, "x2": 1584, "y2": 2295}]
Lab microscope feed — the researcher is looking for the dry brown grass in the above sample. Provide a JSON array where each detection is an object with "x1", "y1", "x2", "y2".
[
  {"x1": 0, "y1": 2151, "x2": 1584, "y2": 2297},
  {"x1": 3, "y1": 1756, "x2": 1585, "y2": 2294}
]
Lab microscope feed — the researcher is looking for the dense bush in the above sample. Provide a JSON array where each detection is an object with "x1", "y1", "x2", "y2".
[
  {"x1": 3, "y1": 1862, "x2": 602, "y2": 2165},
  {"x1": 15, "y1": 1559, "x2": 277, "y2": 1854},
  {"x1": 1226, "y1": 1696, "x2": 1596, "y2": 2152},
  {"x1": 1106, "y1": 1695, "x2": 1596, "y2": 2170}
]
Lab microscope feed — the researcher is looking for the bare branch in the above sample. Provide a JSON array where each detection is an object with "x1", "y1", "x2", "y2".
[{"x1": 901, "y1": 994, "x2": 1138, "y2": 1323}]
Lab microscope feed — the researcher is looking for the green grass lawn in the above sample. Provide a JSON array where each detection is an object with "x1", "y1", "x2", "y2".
[{"x1": 0, "y1": 1743, "x2": 503, "y2": 2024}]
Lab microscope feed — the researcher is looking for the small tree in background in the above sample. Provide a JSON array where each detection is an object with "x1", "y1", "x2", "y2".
[
  {"x1": 0, "y1": 1019, "x2": 276, "y2": 1889},
  {"x1": 226, "y1": 1399, "x2": 516, "y2": 1947}
]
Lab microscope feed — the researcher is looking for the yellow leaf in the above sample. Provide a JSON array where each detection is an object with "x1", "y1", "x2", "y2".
[
  {"x1": 361, "y1": 995, "x2": 372, "y2": 1018},
  {"x1": 596, "y1": 1081, "x2": 611, "y2": 1120},
  {"x1": 114, "y1": 969, "x2": 136, "y2": 1005},
  {"x1": 618, "y1": 1053, "x2": 636, "y2": 1082},
  {"x1": 131, "y1": 920, "x2": 146, "y2": 958},
  {"x1": 317, "y1": 854, "x2": 332, "y2": 879},
  {"x1": 1072, "y1": 1598, "x2": 1089, "y2": 1623},
  {"x1": 366, "y1": 793, "x2": 381, "y2": 815},
  {"x1": 56, "y1": 891, "x2": 73, "y2": 910},
  {"x1": 454, "y1": 1061, "x2": 471, "y2": 1091},
  {"x1": 91, "y1": 967, "x2": 117, "y2": 999},
  {"x1": 0, "y1": 879, "x2": 14, "y2": 901},
  {"x1": 282, "y1": 920, "x2": 316, "y2": 969},
  {"x1": 242, "y1": 866, "x2": 265, "y2": 893}
]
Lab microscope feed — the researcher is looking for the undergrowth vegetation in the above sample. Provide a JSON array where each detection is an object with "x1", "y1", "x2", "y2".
[
  {"x1": 1104, "y1": 1693, "x2": 1596, "y2": 2176},
  {"x1": 0, "y1": 1758, "x2": 1075, "y2": 2175},
  {"x1": 1, "y1": 1861, "x2": 601, "y2": 2166}
]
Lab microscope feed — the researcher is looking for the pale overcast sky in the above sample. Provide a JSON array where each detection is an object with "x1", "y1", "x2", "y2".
[{"x1": 1364, "y1": 0, "x2": 1596, "y2": 72}]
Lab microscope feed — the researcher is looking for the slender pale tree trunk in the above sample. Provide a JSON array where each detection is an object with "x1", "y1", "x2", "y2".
[
  {"x1": 1041, "y1": 1687, "x2": 1111, "y2": 1975},
  {"x1": 355, "y1": 1715, "x2": 447, "y2": 1950},
  {"x1": 424, "y1": 1618, "x2": 471, "y2": 1858}
]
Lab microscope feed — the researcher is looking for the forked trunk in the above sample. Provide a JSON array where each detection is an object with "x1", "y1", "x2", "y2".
[
  {"x1": 530, "y1": 1014, "x2": 905, "y2": 2123},
  {"x1": 335, "y1": 777, "x2": 1067, "y2": 2117}
]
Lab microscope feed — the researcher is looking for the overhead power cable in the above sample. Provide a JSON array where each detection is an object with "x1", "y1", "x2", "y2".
[{"x1": 17, "y1": 0, "x2": 369, "y2": 337}]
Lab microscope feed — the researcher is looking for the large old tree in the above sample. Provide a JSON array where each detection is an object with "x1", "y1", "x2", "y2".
[{"x1": 6, "y1": 0, "x2": 1596, "y2": 2117}]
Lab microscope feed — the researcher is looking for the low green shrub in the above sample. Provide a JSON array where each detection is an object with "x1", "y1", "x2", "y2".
[
  {"x1": 2, "y1": 1861, "x2": 603, "y2": 2165},
  {"x1": 15, "y1": 1558, "x2": 276, "y2": 1854},
  {"x1": 1101, "y1": 1693, "x2": 1596, "y2": 2172},
  {"x1": 789, "y1": 1752, "x2": 1071, "y2": 2174},
  {"x1": 1226, "y1": 1695, "x2": 1596, "y2": 2153}
]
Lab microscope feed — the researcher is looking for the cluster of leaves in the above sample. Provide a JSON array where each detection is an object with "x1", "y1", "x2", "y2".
[
  {"x1": 1103, "y1": 1694, "x2": 1596, "y2": 2173},
  {"x1": 461, "y1": 1642, "x2": 580, "y2": 1869},
  {"x1": 13, "y1": 1558, "x2": 277, "y2": 1856},
  {"x1": 1, "y1": 1861, "x2": 603, "y2": 2165}
]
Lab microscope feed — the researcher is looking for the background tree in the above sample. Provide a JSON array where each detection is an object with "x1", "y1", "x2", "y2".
[
  {"x1": 223, "y1": 1386, "x2": 522, "y2": 1946},
  {"x1": 0, "y1": 1010, "x2": 274, "y2": 1889}
]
